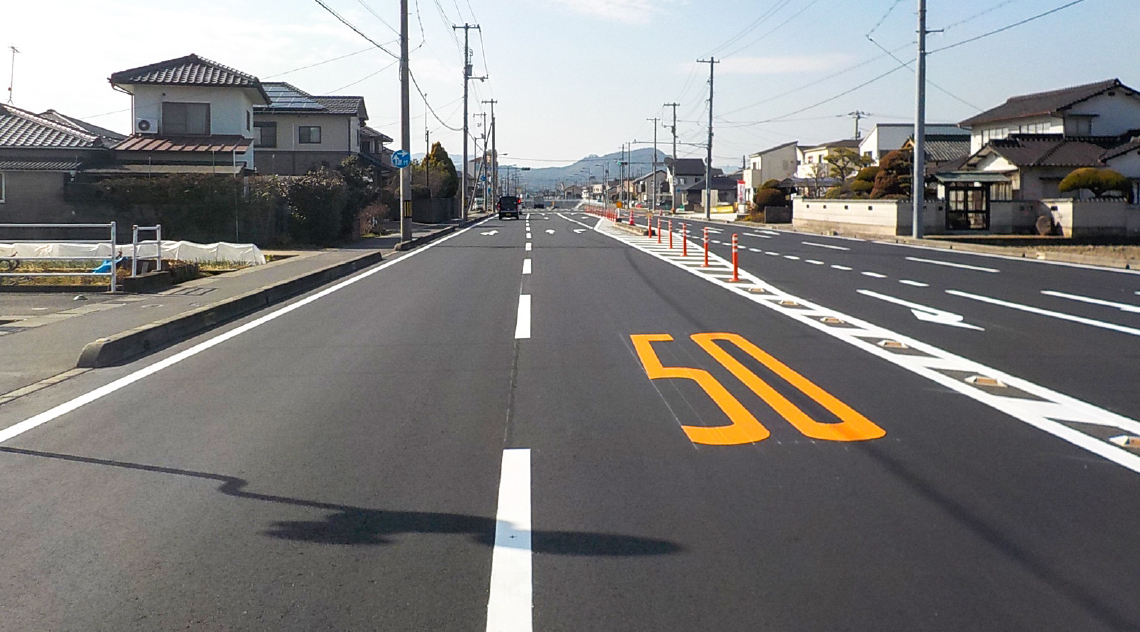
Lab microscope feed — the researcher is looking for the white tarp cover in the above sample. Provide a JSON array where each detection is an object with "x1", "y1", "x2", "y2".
[{"x1": 0, "y1": 241, "x2": 266, "y2": 265}]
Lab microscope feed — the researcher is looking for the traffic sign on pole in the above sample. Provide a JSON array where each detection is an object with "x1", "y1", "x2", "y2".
[{"x1": 393, "y1": 150, "x2": 411, "y2": 169}]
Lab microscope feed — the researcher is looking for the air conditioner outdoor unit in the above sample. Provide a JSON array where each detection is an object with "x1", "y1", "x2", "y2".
[{"x1": 135, "y1": 118, "x2": 158, "y2": 134}]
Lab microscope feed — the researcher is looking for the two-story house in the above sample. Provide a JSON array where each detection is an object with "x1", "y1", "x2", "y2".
[
  {"x1": 742, "y1": 141, "x2": 798, "y2": 199},
  {"x1": 664, "y1": 157, "x2": 707, "y2": 210},
  {"x1": 108, "y1": 54, "x2": 269, "y2": 175},
  {"x1": 858, "y1": 123, "x2": 967, "y2": 164},
  {"x1": 794, "y1": 139, "x2": 860, "y2": 179},
  {"x1": 253, "y1": 82, "x2": 382, "y2": 175}
]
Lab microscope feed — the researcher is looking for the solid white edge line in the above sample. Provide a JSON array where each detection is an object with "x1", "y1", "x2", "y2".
[
  {"x1": 594, "y1": 224, "x2": 1140, "y2": 475},
  {"x1": 485, "y1": 448, "x2": 533, "y2": 632},
  {"x1": 0, "y1": 218, "x2": 491, "y2": 446},
  {"x1": 1041, "y1": 290, "x2": 1140, "y2": 313},
  {"x1": 906, "y1": 256, "x2": 999, "y2": 273},
  {"x1": 947, "y1": 290, "x2": 1140, "y2": 337},
  {"x1": 522, "y1": 259, "x2": 532, "y2": 275},
  {"x1": 877, "y1": 240, "x2": 1140, "y2": 275},
  {"x1": 515, "y1": 295, "x2": 532, "y2": 339}
]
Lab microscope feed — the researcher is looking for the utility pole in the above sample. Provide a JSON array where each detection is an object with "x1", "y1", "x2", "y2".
[
  {"x1": 424, "y1": 92, "x2": 430, "y2": 199},
  {"x1": 663, "y1": 102, "x2": 679, "y2": 213},
  {"x1": 6, "y1": 45, "x2": 18, "y2": 104},
  {"x1": 912, "y1": 0, "x2": 927, "y2": 239},
  {"x1": 481, "y1": 99, "x2": 497, "y2": 201},
  {"x1": 476, "y1": 112, "x2": 487, "y2": 204},
  {"x1": 399, "y1": 0, "x2": 412, "y2": 242},
  {"x1": 453, "y1": 23, "x2": 482, "y2": 221},
  {"x1": 647, "y1": 117, "x2": 660, "y2": 213},
  {"x1": 697, "y1": 58, "x2": 719, "y2": 220},
  {"x1": 848, "y1": 110, "x2": 870, "y2": 140}
]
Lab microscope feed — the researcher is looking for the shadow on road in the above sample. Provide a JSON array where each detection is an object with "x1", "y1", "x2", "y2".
[{"x1": 0, "y1": 446, "x2": 682, "y2": 557}]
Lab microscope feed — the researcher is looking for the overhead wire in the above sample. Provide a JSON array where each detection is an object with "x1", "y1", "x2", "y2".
[
  {"x1": 706, "y1": 0, "x2": 795, "y2": 58},
  {"x1": 311, "y1": 0, "x2": 399, "y2": 59},
  {"x1": 930, "y1": 0, "x2": 1088, "y2": 54},
  {"x1": 720, "y1": 0, "x2": 824, "y2": 59}
]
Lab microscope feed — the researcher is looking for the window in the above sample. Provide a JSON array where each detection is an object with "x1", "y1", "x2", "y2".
[
  {"x1": 0, "y1": 172, "x2": 5, "y2": 203},
  {"x1": 162, "y1": 102, "x2": 210, "y2": 135},
  {"x1": 299, "y1": 126, "x2": 322, "y2": 144},
  {"x1": 253, "y1": 122, "x2": 277, "y2": 148},
  {"x1": 246, "y1": 111, "x2": 251, "y2": 132}
]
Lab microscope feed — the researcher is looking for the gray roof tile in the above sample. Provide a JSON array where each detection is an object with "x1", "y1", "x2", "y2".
[
  {"x1": 0, "y1": 105, "x2": 102, "y2": 149},
  {"x1": 0, "y1": 160, "x2": 83, "y2": 171},
  {"x1": 111, "y1": 54, "x2": 259, "y2": 87},
  {"x1": 960, "y1": 79, "x2": 1132, "y2": 128}
]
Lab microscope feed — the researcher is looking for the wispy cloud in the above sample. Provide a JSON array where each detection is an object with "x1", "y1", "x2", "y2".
[
  {"x1": 716, "y1": 55, "x2": 853, "y2": 75},
  {"x1": 548, "y1": 0, "x2": 664, "y2": 24}
]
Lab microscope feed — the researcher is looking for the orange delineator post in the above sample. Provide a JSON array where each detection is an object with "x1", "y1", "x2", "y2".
[
  {"x1": 703, "y1": 227, "x2": 709, "y2": 267},
  {"x1": 657, "y1": 217, "x2": 662, "y2": 243},
  {"x1": 732, "y1": 234, "x2": 739, "y2": 282},
  {"x1": 668, "y1": 220, "x2": 673, "y2": 249},
  {"x1": 682, "y1": 224, "x2": 688, "y2": 257},
  {"x1": 629, "y1": 209, "x2": 636, "y2": 226}
]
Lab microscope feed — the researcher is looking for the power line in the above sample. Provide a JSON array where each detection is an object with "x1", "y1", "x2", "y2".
[
  {"x1": 706, "y1": 0, "x2": 794, "y2": 57},
  {"x1": 409, "y1": 69, "x2": 462, "y2": 131},
  {"x1": 326, "y1": 58, "x2": 400, "y2": 92},
  {"x1": 941, "y1": 0, "x2": 1026, "y2": 31},
  {"x1": 719, "y1": 43, "x2": 911, "y2": 117},
  {"x1": 930, "y1": 0, "x2": 1088, "y2": 54},
  {"x1": 866, "y1": 0, "x2": 905, "y2": 37},
  {"x1": 312, "y1": 0, "x2": 399, "y2": 59},
  {"x1": 263, "y1": 47, "x2": 378, "y2": 79},
  {"x1": 721, "y1": 0, "x2": 823, "y2": 59},
  {"x1": 354, "y1": 0, "x2": 400, "y2": 35},
  {"x1": 865, "y1": 34, "x2": 981, "y2": 110}
]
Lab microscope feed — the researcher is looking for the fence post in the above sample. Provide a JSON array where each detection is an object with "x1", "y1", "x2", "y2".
[
  {"x1": 109, "y1": 221, "x2": 117, "y2": 293},
  {"x1": 155, "y1": 224, "x2": 163, "y2": 272},
  {"x1": 131, "y1": 225, "x2": 139, "y2": 278}
]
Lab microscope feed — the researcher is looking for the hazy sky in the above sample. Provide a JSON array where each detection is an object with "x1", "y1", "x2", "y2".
[{"x1": 3, "y1": 0, "x2": 1134, "y2": 169}]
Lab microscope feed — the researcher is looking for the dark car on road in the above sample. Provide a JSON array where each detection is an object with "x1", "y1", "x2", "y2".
[{"x1": 497, "y1": 196, "x2": 521, "y2": 220}]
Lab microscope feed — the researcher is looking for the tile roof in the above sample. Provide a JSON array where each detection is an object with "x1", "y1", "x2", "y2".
[
  {"x1": 665, "y1": 157, "x2": 706, "y2": 175},
  {"x1": 112, "y1": 134, "x2": 253, "y2": 153},
  {"x1": 37, "y1": 110, "x2": 126, "y2": 142},
  {"x1": 313, "y1": 96, "x2": 366, "y2": 117},
  {"x1": 959, "y1": 79, "x2": 1131, "y2": 128},
  {"x1": 1101, "y1": 139, "x2": 1140, "y2": 161},
  {"x1": 360, "y1": 125, "x2": 393, "y2": 142},
  {"x1": 681, "y1": 176, "x2": 738, "y2": 191},
  {"x1": 750, "y1": 141, "x2": 797, "y2": 156},
  {"x1": 0, "y1": 104, "x2": 102, "y2": 149},
  {"x1": 0, "y1": 160, "x2": 83, "y2": 171},
  {"x1": 256, "y1": 82, "x2": 367, "y2": 118},
  {"x1": 805, "y1": 139, "x2": 860, "y2": 150},
  {"x1": 110, "y1": 54, "x2": 270, "y2": 104},
  {"x1": 923, "y1": 136, "x2": 970, "y2": 163},
  {"x1": 976, "y1": 135, "x2": 1111, "y2": 169}
]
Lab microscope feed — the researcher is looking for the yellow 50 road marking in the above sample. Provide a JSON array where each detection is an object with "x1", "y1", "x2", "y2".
[{"x1": 632, "y1": 333, "x2": 884, "y2": 446}]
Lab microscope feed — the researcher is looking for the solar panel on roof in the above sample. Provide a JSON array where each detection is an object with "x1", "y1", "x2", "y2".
[{"x1": 263, "y1": 84, "x2": 323, "y2": 109}]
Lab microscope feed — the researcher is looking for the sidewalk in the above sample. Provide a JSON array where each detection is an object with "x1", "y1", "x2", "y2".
[{"x1": 0, "y1": 215, "x2": 488, "y2": 404}]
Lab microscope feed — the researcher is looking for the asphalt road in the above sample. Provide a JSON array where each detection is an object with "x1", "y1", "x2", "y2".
[{"x1": 0, "y1": 210, "x2": 1138, "y2": 630}]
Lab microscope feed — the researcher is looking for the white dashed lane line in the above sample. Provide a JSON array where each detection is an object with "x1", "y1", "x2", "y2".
[
  {"x1": 803, "y1": 241, "x2": 850, "y2": 251},
  {"x1": 906, "y1": 256, "x2": 999, "y2": 273},
  {"x1": 900, "y1": 280, "x2": 930, "y2": 287},
  {"x1": 862, "y1": 271, "x2": 888, "y2": 278},
  {"x1": 832, "y1": 265, "x2": 852, "y2": 271},
  {"x1": 805, "y1": 260, "x2": 825, "y2": 265}
]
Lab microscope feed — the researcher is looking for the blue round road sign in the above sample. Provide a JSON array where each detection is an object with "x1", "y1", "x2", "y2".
[{"x1": 392, "y1": 150, "x2": 411, "y2": 169}]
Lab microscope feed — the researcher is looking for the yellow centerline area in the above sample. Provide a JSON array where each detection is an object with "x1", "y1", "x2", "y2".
[{"x1": 632, "y1": 333, "x2": 885, "y2": 446}]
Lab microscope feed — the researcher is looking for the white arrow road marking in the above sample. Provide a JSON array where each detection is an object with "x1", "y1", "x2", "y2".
[
  {"x1": 545, "y1": 229, "x2": 555, "y2": 234},
  {"x1": 906, "y1": 256, "x2": 999, "y2": 273},
  {"x1": 481, "y1": 230, "x2": 499, "y2": 236},
  {"x1": 859, "y1": 289, "x2": 985, "y2": 331},
  {"x1": 1041, "y1": 290, "x2": 1140, "y2": 314},
  {"x1": 949, "y1": 290, "x2": 1140, "y2": 337},
  {"x1": 803, "y1": 241, "x2": 850, "y2": 251}
]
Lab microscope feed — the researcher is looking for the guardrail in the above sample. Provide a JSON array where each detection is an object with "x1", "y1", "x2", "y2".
[
  {"x1": 0, "y1": 222, "x2": 120, "y2": 292},
  {"x1": 131, "y1": 224, "x2": 162, "y2": 277}
]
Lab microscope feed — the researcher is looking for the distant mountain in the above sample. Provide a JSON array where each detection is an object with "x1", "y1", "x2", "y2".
[{"x1": 514, "y1": 147, "x2": 668, "y2": 191}]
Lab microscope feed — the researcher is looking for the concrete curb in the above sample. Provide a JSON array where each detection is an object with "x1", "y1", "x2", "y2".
[
  {"x1": 75, "y1": 218, "x2": 491, "y2": 369},
  {"x1": 76, "y1": 249, "x2": 385, "y2": 368}
]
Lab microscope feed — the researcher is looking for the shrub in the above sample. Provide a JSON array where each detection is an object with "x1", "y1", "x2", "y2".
[
  {"x1": 1058, "y1": 167, "x2": 1132, "y2": 198},
  {"x1": 871, "y1": 149, "x2": 912, "y2": 199},
  {"x1": 753, "y1": 187, "x2": 788, "y2": 208},
  {"x1": 855, "y1": 166, "x2": 880, "y2": 182},
  {"x1": 760, "y1": 179, "x2": 782, "y2": 190},
  {"x1": 823, "y1": 186, "x2": 846, "y2": 199},
  {"x1": 850, "y1": 179, "x2": 874, "y2": 195}
]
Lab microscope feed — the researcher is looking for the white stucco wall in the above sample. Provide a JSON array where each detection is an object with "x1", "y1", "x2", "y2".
[
  {"x1": 1043, "y1": 198, "x2": 1139, "y2": 236},
  {"x1": 1065, "y1": 91, "x2": 1140, "y2": 137},
  {"x1": 130, "y1": 85, "x2": 255, "y2": 138},
  {"x1": 1105, "y1": 147, "x2": 1140, "y2": 179},
  {"x1": 793, "y1": 198, "x2": 943, "y2": 235}
]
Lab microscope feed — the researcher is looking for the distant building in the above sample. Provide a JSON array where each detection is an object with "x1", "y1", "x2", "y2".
[
  {"x1": 858, "y1": 123, "x2": 966, "y2": 164},
  {"x1": 743, "y1": 141, "x2": 798, "y2": 200}
]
